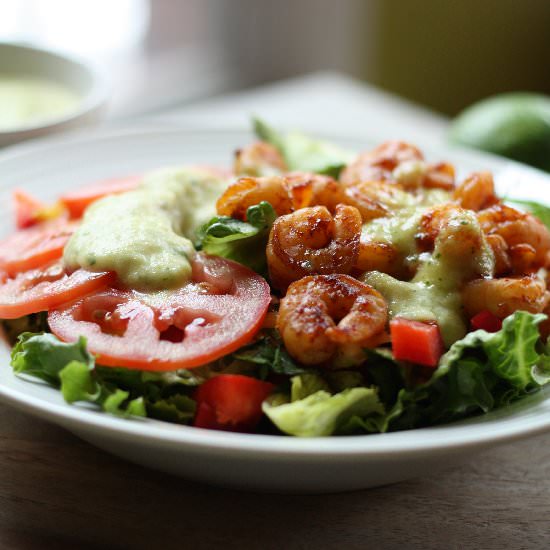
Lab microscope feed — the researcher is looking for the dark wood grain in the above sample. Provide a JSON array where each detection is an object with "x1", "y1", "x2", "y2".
[{"x1": 0, "y1": 401, "x2": 548, "y2": 550}]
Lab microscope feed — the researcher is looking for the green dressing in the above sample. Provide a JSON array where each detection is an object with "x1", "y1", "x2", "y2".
[
  {"x1": 0, "y1": 75, "x2": 80, "y2": 130},
  {"x1": 361, "y1": 208, "x2": 494, "y2": 346},
  {"x1": 63, "y1": 167, "x2": 227, "y2": 290}
]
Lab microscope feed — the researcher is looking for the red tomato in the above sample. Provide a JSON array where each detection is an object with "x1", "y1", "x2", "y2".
[
  {"x1": 0, "y1": 220, "x2": 78, "y2": 277},
  {"x1": 390, "y1": 318, "x2": 444, "y2": 368},
  {"x1": 60, "y1": 176, "x2": 142, "y2": 219},
  {"x1": 13, "y1": 189, "x2": 46, "y2": 229},
  {"x1": 48, "y1": 254, "x2": 271, "y2": 371},
  {"x1": 470, "y1": 310, "x2": 503, "y2": 332},
  {"x1": 0, "y1": 261, "x2": 115, "y2": 319},
  {"x1": 194, "y1": 374, "x2": 275, "y2": 432}
]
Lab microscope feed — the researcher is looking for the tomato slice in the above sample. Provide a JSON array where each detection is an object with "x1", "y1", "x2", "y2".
[
  {"x1": 13, "y1": 189, "x2": 47, "y2": 229},
  {"x1": 194, "y1": 374, "x2": 275, "y2": 432},
  {"x1": 390, "y1": 318, "x2": 444, "y2": 368},
  {"x1": 48, "y1": 254, "x2": 271, "y2": 370},
  {"x1": 60, "y1": 175, "x2": 142, "y2": 219},
  {"x1": 0, "y1": 220, "x2": 78, "y2": 277},
  {"x1": 0, "y1": 261, "x2": 115, "y2": 319}
]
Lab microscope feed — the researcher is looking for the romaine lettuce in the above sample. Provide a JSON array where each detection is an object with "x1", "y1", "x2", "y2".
[
  {"x1": 10, "y1": 332, "x2": 196, "y2": 422},
  {"x1": 386, "y1": 311, "x2": 550, "y2": 431},
  {"x1": 263, "y1": 378, "x2": 384, "y2": 437},
  {"x1": 254, "y1": 118, "x2": 354, "y2": 178}
]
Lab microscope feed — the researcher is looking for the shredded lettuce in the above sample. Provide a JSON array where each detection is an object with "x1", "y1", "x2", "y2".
[
  {"x1": 11, "y1": 332, "x2": 93, "y2": 386},
  {"x1": 263, "y1": 376, "x2": 384, "y2": 437},
  {"x1": 10, "y1": 332, "x2": 196, "y2": 422},
  {"x1": 232, "y1": 330, "x2": 308, "y2": 378},
  {"x1": 253, "y1": 118, "x2": 354, "y2": 178},
  {"x1": 195, "y1": 201, "x2": 276, "y2": 274}
]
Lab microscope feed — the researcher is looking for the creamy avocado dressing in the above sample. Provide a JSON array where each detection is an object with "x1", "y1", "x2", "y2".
[
  {"x1": 360, "y1": 190, "x2": 451, "y2": 265},
  {"x1": 362, "y1": 207, "x2": 427, "y2": 260},
  {"x1": 64, "y1": 167, "x2": 227, "y2": 290},
  {"x1": 0, "y1": 75, "x2": 80, "y2": 130},
  {"x1": 392, "y1": 160, "x2": 427, "y2": 188},
  {"x1": 361, "y1": 207, "x2": 494, "y2": 346}
]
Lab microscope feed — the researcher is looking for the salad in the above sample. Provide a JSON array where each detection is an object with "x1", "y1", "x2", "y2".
[{"x1": 1, "y1": 120, "x2": 550, "y2": 437}]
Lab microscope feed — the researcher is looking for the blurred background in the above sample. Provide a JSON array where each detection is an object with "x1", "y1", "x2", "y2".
[{"x1": 1, "y1": 0, "x2": 549, "y2": 119}]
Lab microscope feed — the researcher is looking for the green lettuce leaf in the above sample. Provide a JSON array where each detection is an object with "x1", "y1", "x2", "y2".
[
  {"x1": 263, "y1": 385, "x2": 384, "y2": 437},
  {"x1": 233, "y1": 330, "x2": 309, "y2": 379},
  {"x1": 254, "y1": 118, "x2": 354, "y2": 178},
  {"x1": 144, "y1": 394, "x2": 196, "y2": 424},
  {"x1": 195, "y1": 201, "x2": 276, "y2": 274},
  {"x1": 58, "y1": 360, "x2": 146, "y2": 418},
  {"x1": 10, "y1": 332, "x2": 197, "y2": 422},
  {"x1": 364, "y1": 348, "x2": 406, "y2": 408},
  {"x1": 386, "y1": 311, "x2": 550, "y2": 431},
  {"x1": 11, "y1": 332, "x2": 93, "y2": 385},
  {"x1": 290, "y1": 373, "x2": 330, "y2": 401}
]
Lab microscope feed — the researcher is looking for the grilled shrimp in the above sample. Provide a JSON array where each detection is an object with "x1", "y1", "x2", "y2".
[
  {"x1": 217, "y1": 172, "x2": 394, "y2": 225},
  {"x1": 356, "y1": 241, "x2": 402, "y2": 276},
  {"x1": 341, "y1": 141, "x2": 456, "y2": 190},
  {"x1": 234, "y1": 142, "x2": 287, "y2": 177},
  {"x1": 340, "y1": 141, "x2": 424, "y2": 185},
  {"x1": 216, "y1": 176, "x2": 294, "y2": 219},
  {"x1": 462, "y1": 276, "x2": 550, "y2": 319},
  {"x1": 453, "y1": 172, "x2": 498, "y2": 211},
  {"x1": 485, "y1": 234, "x2": 511, "y2": 276},
  {"x1": 284, "y1": 173, "x2": 344, "y2": 211},
  {"x1": 393, "y1": 160, "x2": 455, "y2": 191},
  {"x1": 277, "y1": 274, "x2": 388, "y2": 365},
  {"x1": 267, "y1": 205, "x2": 361, "y2": 290},
  {"x1": 417, "y1": 204, "x2": 488, "y2": 260},
  {"x1": 422, "y1": 162, "x2": 456, "y2": 191},
  {"x1": 477, "y1": 203, "x2": 550, "y2": 273},
  {"x1": 286, "y1": 173, "x2": 389, "y2": 222}
]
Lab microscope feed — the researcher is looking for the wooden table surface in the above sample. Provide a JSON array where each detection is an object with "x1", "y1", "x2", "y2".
[{"x1": 0, "y1": 401, "x2": 548, "y2": 550}]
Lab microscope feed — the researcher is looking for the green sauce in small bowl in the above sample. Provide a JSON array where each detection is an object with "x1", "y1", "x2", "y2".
[{"x1": 0, "y1": 75, "x2": 81, "y2": 131}]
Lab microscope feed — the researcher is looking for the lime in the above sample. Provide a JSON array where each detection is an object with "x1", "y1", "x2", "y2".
[{"x1": 449, "y1": 93, "x2": 550, "y2": 172}]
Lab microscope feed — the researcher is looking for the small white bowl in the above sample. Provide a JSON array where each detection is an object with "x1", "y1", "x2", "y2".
[{"x1": 0, "y1": 42, "x2": 108, "y2": 147}]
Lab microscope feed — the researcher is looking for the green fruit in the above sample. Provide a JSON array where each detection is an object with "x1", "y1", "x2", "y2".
[{"x1": 449, "y1": 93, "x2": 550, "y2": 172}]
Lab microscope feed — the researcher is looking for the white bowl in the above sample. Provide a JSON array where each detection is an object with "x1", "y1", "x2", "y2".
[
  {"x1": 0, "y1": 127, "x2": 549, "y2": 493},
  {"x1": 0, "y1": 42, "x2": 107, "y2": 147}
]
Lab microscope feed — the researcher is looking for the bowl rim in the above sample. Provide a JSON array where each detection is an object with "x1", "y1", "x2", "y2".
[
  {"x1": 0, "y1": 125, "x2": 549, "y2": 460},
  {"x1": 0, "y1": 41, "x2": 108, "y2": 134}
]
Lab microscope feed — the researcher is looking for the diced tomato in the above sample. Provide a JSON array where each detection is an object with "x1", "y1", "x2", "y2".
[
  {"x1": 48, "y1": 254, "x2": 271, "y2": 371},
  {"x1": 0, "y1": 261, "x2": 115, "y2": 319},
  {"x1": 194, "y1": 374, "x2": 275, "y2": 432},
  {"x1": 471, "y1": 310, "x2": 503, "y2": 333},
  {"x1": 390, "y1": 318, "x2": 444, "y2": 368},
  {"x1": 60, "y1": 176, "x2": 142, "y2": 219},
  {"x1": 0, "y1": 220, "x2": 78, "y2": 277},
  {"x1": 13, "y1": 190, "x2": 46, "y2": 229}
]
